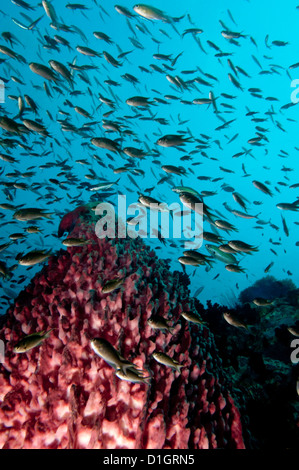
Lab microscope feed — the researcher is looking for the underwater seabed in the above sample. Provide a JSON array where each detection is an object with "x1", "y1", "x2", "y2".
[
  {"x1": 0, "y1": 209, "x2": 298, "y2": 448},
  {"x1": 0, "y1": 211, "x2": 246, "y2": 449}
]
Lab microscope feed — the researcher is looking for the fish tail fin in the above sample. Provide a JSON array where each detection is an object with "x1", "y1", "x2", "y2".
[
  {"x1": 12, "y1": 112, "x2": 22, "y2": 120},
  {"x1": 29, "y1": 15, "x2": 43, "y2": 30},
  {"x1": 244, "y1": 324, "x2": 254, "y2": 333},
  {"x1": 17, "y1": 54, "x2": 27, "y2": 64},
  {"x1": 172, "y1": 14, "x2": 185, "y2": 23},
  {"x1": 44, "y1": 328, "x2": 55, "y2": 338},
  {"x1": 44, "y1": 212, "x2": 54, "y2": 219},
  {"x1": 121, "y1": 361, "x2": 136, "y2": 373}
]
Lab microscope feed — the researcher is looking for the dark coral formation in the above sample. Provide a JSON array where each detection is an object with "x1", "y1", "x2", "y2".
[
  {"x1": 198, "y1": 297, "x2": 299, "y2": 449},
  {"x1": 0, "y1": 212, "x2": 244, "y2": 449},
  {"x1": 238, "y1": 275, "x2": 296, "y2": 304}
]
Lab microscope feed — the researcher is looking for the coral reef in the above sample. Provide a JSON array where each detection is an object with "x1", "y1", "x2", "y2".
[
  {"x1": 198, "y1": 297, "x2": 299, "y2": 449},
  {"x1": 238, "y1": 275, "x2": 296, "y2": 304},
  {"x1": 0, "y1": 211, "x2": 244, "y2": 449}
]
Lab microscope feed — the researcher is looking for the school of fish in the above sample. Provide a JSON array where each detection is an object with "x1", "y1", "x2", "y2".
[{"x1": 0, "y1": 1, "x2": 299, "y2": 390}]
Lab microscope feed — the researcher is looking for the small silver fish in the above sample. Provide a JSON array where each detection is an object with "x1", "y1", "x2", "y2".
[
  {"x1": 181, "y1": 311, "x2": 206, "y2": 325},
  {"x1": 223, "y1": 312, "x2": 248, "y2": 329},
  {"x1": 178, "y1": 256, "x2": 200, "y2": 267},
  {"x1": 14, "y1": 329, "x2": 54, "y2": 353},
  {"x1": 225, "y1": 264, "x2": 246, "y2": 273},
  {"x1": 115, "y1": 368, "x2": 151, "y2": 384},
  {"x1": 18, "y1": 249, "x2": 51, "y2": 266},
  {"x1": 101, "y1": 278, "x2": 124, "y2": 294},
  {"x1": 147, "y1": 317, "x2": 175, "y2": 334},
  {"x1": 287, "y1": 327, "x2": 299, "y2": 337},
  {"x1": 252, "y1": 298, "x2": 274, "y2": 307},
  {"x1": 62, "y1": 237, "x2": 91, "y2": 247},
  {"x1": 152, "y1": 351, "x2": 184, "y2": 372},
  {"x1": 90, "y1": 338, "x2": 136, "y2": 373}
]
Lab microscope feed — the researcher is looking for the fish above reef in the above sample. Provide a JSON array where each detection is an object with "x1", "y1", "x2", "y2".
[
  {"x1": 91, "y1": 137, "x2": 121, "y2": 153},
  {"x1": 26, "y1": 226, "x2": 42, "y2": 234},
  {"x1": 126, "y1": 95, "x2": 153, "y2": 106},
  {"x1": 178, "y1": 255, "x2": 201, "y2": 267},
  {"x1": 181, "y1": 311, "x2": 206, "y2": 325},
  {"x1": 0, "y1": 241, "x2": 13, "y2": 252},
  {"x1": 228, "y1": 240, "x2": 258, "y2": 253},
  {"x1": 17, "y1": 249, "x2": 51, "y2": 266},
  {"x1": 133, "y1": 4, "x2": 184, "y2": 23},
  {"x1": 101, "y1": 278, "x2": 124, "y2": 294},
  {"x1": 147, "y1": 316, "x2": 175, "y2": 333},
  {"x1": 89, "y1": 178, "x2": 120, "y2": 191},
  {"x1": 0, "y1": 44, "x2": 26, "y2": 62},
  {"x1": 0, "y1": 116, "x2": 23, "y2": 133},
  {"x1": 13, "y1": 208, "x2": 53, "y2": 221},
  {"x1": 138, "y1": 194, "x2": 169, "y2": 211},
  {"x1": 42, "y1": 0, "x2": 59, "y2": 25},
  {"x1": 287, "y1": 327, "x2": 299, "y2": 337},
  {"x1": 103, "y1": 50, "x2": 122, "y2": 67},
  {"x1": 214, "y1": 219, "x2": 238, "y2": 232},
  {"x1": 252, "y1": 180, "x2": 273, "y2": 196},
  {"x1": 90, "y1": 337, "x2": 143, "y2": 376},
  {"x1": 156, "y1": 134, "x2": 192, "y2": 147},
  {"x1": 223, "y1": 312, "x2": 248, "y2": 329},
  {"x1": 62, "y1": 237, "x2": 91, "y2": 247},
  {"x1": 179, "y1": 193, "x2": 215, "y2": 220},
  {"x1": 22, "y1": 119, "x2": 49, "y2": 136},
  {"x1": 172, "y1": 186, "x2": 200, "y2": 197},
  {"x1": 93, "y1": 31, "x2": 113, "y2": 44},
  {"x1": 49, "y1": 59, "x2": 73, "y2": 86},
  {"x1": 115, "y1": 368, "x2": 151, "y2": 384},
  {"x1": 161, "y1": 165, "x2": 186, "y2": 175},
  {"x1": 206, "y1": 244, "x2": 238, "y2": 264},
  {"x1": 29, "y1": 62, "x2": 59, "y2": 82},
  {"x1": 115, "y1": 4, "x2": 136, "y2": 18},
  {"x1": 183, "y1": 250, "x2": 214, "y2": 267},
  {"x1": 276, "y1": 201, "x2": 299, "y2": 211},
  {"x1": 252, "y1": 297, "x2": 274, "y2": 306},
  {"x1": 264, "y1": 261, "x2": 274, "y2": 273},
  {"x1": 225, "y1": 264, "x2": 245, "y2": 273},
  {"x1": 152, "y1": 351, "x2": 184, "y2": 372},
  {"x1": 13, "y1": 329, "x2": 54, "y2": 353},
  {"x1": 221, "y1": 30, "x2": 247, "y2": 39},
  {"x1": 9, "y1": 233, "x2": 26, "y2": 241},
  {"x1": 0, "y1": 261, "x2": 15, "y2": 280}
]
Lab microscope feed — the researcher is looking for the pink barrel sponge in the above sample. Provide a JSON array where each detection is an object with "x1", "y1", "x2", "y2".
[{"x1": 0, "y1": 211, "x2": 245, "y2": 449}]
